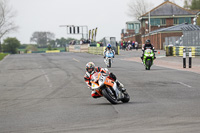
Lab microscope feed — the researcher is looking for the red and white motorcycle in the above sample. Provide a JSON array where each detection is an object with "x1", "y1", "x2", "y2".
[{"x1": 90, "y1": 71, "x2": 130, "y2": 104}]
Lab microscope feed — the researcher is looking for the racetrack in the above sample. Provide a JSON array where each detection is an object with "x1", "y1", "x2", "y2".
[{"x1": 0, "y1": 52, "x2": 200, "y2": 133}]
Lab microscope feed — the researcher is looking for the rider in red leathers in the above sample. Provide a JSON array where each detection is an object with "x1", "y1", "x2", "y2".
[{"x1": 84, "y1": 62, "x2": 125, "y2": 98}]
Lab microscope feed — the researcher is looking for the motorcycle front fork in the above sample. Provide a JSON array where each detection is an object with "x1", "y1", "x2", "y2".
[{"x1": 113, "y1": 82, "x2": 123, "y2": 100}]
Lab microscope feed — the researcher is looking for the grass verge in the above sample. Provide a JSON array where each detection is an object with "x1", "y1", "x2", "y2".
[{"x1": 0, "y1": 53, "x2": 9, "y2": 61}]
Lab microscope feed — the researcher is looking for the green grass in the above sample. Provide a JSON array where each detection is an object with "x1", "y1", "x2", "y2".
[
  {"x1": 0, "y1": 53, "x2": 9, "y2": 61},
  {"x1": 18, "y1": 47, "x2": 66, "y2": 52}
]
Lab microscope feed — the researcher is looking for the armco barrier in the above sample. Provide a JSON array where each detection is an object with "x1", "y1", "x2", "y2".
[
  {"x1": 88, "y1": 47, "x2": 106, "y2": 55},
  {"x1": 68, "y1": 44, "x2": 89, "y2": 52},
  {"x1": 67, "y1": 44, "x2": 120, "y2": 55},
  {"x1": 166, "y1": 46, "x2": 200, "y2": 57},
  {"x1": 46, "y1": 50, "x2": 60, "y2": 53}
]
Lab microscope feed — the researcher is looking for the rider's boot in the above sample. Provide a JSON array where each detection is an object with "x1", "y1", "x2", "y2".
[
  {"x1": 141, "y1": 56, "x2": 144, "y2": 64},
  {"x1": 91, "y1": 91, "x2": 101, "y2": 98},
  {"x1": 116, "y1": 80, "x2": 126, "y2": 92}
]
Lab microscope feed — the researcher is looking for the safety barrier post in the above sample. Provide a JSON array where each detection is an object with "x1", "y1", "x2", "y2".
[
  {"x1": 183, "y1": 48, "x2": 186, "y2": 68},
  {"x1": 189, "y1": 48, "x2": 192, "y2": 68}
]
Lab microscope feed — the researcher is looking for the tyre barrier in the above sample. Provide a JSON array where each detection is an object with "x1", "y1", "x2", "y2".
[{"x1": 166, "y1": 46, "x2": 200, "y2": 57}]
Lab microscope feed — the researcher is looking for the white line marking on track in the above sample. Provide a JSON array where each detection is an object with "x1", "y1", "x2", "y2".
[
  {"x1": 41, "y1": 69, "x2": 52, "y2": 88},
  {"x1": 177, "y1": 81, "x2": 192, "y2": 88},
  {"x1": 73, "y1": 58, "x2": 80, "y2": 62},
  {"x1": 45, "y1": 75, "x2": 50, "y2": 82}
]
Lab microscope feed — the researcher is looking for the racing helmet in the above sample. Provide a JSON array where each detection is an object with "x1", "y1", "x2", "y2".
[
  {"x1": 146, "y1": 39, "x2": 151, "y2": 44},
  {"x1": 86, "y1": 62, "x2": 95, "y2": 74},
  {"x1": 107, "y1": 43, "x2": 111, "y2": 49}
]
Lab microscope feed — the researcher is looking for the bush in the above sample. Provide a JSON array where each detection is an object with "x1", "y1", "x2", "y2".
[
  {"x1": 25, "y1": 45, "x2": 38, "y2": 51},
  {"x1": 47, "y1": 45, "x2": 52, "y2": 50},
  {"x1": 2, "y1": 37, "x2": 21, "y2": 54}
]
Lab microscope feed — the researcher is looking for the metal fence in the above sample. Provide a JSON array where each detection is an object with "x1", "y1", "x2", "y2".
[
  {"x1": 102, "y1": 37, "x2": 116, "y2": 47},
  {"x1": 164, "y1": 36, "x2": 181, "y2": 47},
  {"x1": 182, "y1": 25, "x2": 200, "y2": 46},
  {"x1": 102, "y1": 37, "x2": 120, "y2": 54}
]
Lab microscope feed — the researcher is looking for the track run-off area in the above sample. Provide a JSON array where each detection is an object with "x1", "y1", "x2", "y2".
[{"x1": 0, "y1": 51, "x2": 200, "y2": 133}]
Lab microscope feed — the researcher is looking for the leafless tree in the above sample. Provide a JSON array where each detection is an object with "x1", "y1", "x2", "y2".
[
  {"x1": 127, "y1": 0, "x2": 153, "y2": 20},
  {"x1": 0, "y1": 0, "x2": 18, "y2": 51},
  {"x1": 183, "y1": 0, "x2": 192, "y2": 9},
  {"x1": 0, "y1": 0, "x2": 18, "y2": 39}
]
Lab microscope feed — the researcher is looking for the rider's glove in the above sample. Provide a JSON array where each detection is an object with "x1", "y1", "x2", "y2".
[{"x1": 88, "y1": 86, "x2": 92, "y2": 90}]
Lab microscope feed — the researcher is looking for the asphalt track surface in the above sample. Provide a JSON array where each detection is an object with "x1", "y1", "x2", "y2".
[{"x1": 0, "y1": 52, "x2": 200, "y2": 133}]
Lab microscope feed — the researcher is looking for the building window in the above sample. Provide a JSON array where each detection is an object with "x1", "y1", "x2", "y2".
[
  {"x1": 174, "y1": 18, "x2": 178, "y2": 24},
  {"x1": 150, "y1": 18, "x2": 160, "y2": 26},
  {"x1": 174, "y1": 18, "x2": 191, "y2": 25},
  {"x1": 161, "y1": 18, "x2": 166, "y2": 25},
  {"x1": 127, "y1": 24, "x2": 134, "y2": 30},
  {"x1": 179, "y1": 17, "x2": 191, "y2": 24},
  {"x1": 135, "y1": 23, "x2": 140, "y2": 34},
  {"x1": 179, "y1": 18, "x2": 185, "y2": 24}
]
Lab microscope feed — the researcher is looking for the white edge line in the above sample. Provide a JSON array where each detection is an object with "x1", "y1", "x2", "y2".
[
  {"x1": 177, "y1": 81, "x2": 192, "y2": 88},
  {"x1": 73, "y1": 58, "x2": 80, "y2": 62}
]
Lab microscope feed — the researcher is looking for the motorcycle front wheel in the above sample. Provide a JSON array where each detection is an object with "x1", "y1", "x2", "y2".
[
  {"x1": 146, "y1": 60, "x2": 151, "y2": 70},
  {"x1": 102, "y1": 87, "x2": 118, "y2": 104},
  {"x1": 108, "y1": 59, "x2": 111, "y2": 68}
]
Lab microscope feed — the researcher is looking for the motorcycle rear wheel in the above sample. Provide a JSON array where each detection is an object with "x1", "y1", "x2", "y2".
[{"x1": 121, "y1": 91, "x2": 130, "y2": 103}]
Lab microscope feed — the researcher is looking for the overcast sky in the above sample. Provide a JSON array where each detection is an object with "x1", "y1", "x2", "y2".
[{"x1": 7, "y1": 0, "x2": 184, "y2": 44}]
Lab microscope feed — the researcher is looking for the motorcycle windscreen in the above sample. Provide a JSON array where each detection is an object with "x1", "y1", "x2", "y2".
[
  {"x1": 106, "y1": 51, "x2": 114, "y2": 58},
  {"x1": 91, "y1": 73, "x2": 101, "y2": 91},
  {"x1": 145, "y1": 49, "x2": 152, "y2": 54}
]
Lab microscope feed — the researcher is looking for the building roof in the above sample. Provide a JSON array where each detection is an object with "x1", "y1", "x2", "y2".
[
  {"x1": 149, "y1": 23, "x2": 200, "y2": 34},
  {"x1": 190, "y1": 10, "x2": 200, "y2": 14},
  {"x1": 181, "y1": 25, "x2": 200, "y2": 31},
  {"x1": 141, "y1": 1, "x2": 196, "y2": 17},
  {"x1": 126, "y1": 21, "x2": 140, "y2": 24}
]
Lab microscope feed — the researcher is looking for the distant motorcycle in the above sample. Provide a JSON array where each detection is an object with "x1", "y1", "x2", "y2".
[
  {"x1": 91, "y1": 71, "x2": 130, "y2": 104},
  {"x1": 143, "y1": 49, "x2": 156, "y2": 70},
  {"x1": 104, "y1": 50, "x2": 114, "y2": 68}
]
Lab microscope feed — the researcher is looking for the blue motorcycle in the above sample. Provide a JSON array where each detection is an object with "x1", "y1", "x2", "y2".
[{"x1": 104, "y1": 51, "x2": 114, "y2": 68}]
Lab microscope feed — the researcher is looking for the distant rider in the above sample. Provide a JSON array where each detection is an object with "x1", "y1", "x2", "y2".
[
  {"x1": 141, "y1": 39, "x2": 156, "y2": 62},
  {"x1": 84, "y1": 62, "x2": 125, "y2": 98},
  {"x1": 103, "y1": 44, "x2": 115, "y2": 58}
]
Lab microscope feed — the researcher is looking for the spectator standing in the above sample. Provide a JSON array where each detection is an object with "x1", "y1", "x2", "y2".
[
  {"x1": 96, "y1": 42, "x2": 100, "y2": 47},
  {"x1": 132, "y1": 41, "x2": 135, "y2": 49},
  {"x1": 123, "y1": 41, "x2": 126, "y2": 51},
  {"x1": 121, "y1": 41, "x2": 123, "y2": 49},
  {"x1": 125, "y1": 41, "x2": 128, "y2": 51},
  {"x1": 135, "y1": 42, "x2": 138, "y2": 50},
  {"x1": 80, "y1": 40, "x2": 83, "y2": 45}
]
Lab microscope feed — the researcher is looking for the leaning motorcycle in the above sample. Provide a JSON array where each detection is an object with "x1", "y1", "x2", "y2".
[
  {"x1": 104, "y1": 51, "x2": 114, "y2": 68},
  {"x1": 90, "y1": 71, "x2": 130, "y2": 104},
  {"x1": 143, "y1": 49, "x2": 156, "y2": 70}
]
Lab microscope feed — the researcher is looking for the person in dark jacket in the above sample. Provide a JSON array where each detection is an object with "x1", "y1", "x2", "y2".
[{"x1": 141, "y1": 39, "x2": 156, "y2": 61}]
